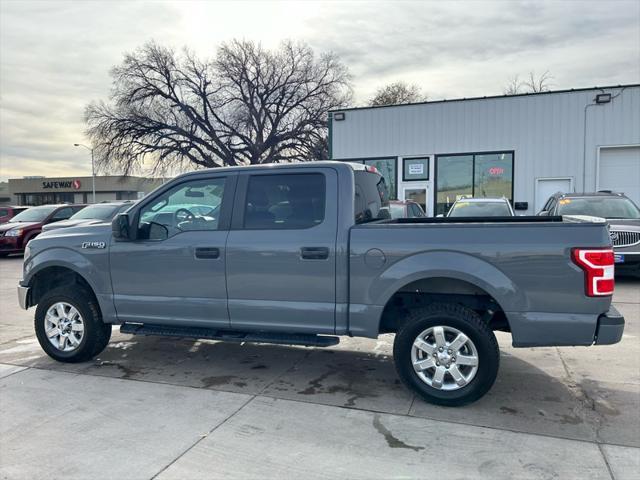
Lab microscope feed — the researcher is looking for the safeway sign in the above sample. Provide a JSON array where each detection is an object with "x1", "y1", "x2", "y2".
[{"x1": 42, "y1": 179, "x2": 82, "y2": 190}]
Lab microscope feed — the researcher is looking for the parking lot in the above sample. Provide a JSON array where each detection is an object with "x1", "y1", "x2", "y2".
[{"x1": 0, "y1": 255, "x2": 638, "y2": 479}]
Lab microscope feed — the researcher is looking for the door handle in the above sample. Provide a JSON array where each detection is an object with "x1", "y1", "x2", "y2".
[
  {"x1": 300, "y1": 247, "x2": 329, "y2": 260},
  {"x1": 195, "y1": 247, "x2": 220, "y2": 259}
]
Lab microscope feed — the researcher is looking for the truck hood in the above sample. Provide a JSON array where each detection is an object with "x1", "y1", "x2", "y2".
[
  {"x1": 42, "y1": 219, "x2": 108, "y2": 232},
  {"x1": 0, "y1": 221, "x2": 39, "y2": 233},
  {"x1": 28, "y1": 223, "x2": 112, "y2": 258}
]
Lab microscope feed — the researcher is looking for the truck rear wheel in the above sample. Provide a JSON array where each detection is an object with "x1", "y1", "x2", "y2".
[
  {"x1": 34, "y1": 286, "x2": 112, "y2": 363},
  {"x1": 393, "y1": 303, "x2": 499, "y2": 407}
]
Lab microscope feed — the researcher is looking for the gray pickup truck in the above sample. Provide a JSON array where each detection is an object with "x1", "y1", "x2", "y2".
[{"x1": 18, "y1": 162, "x2": 624, "y2": 406}]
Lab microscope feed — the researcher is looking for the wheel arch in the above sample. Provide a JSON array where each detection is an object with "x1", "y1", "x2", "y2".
[
  {"x1": 23, "y1": 247, "x2": 116, "y2": 323},
  {"x1": 360, "y1": 251, "x2": 526, "y2": 337}
]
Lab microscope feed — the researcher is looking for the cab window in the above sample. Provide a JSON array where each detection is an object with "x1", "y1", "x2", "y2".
[
  {"x1": 243, "y1": 173, "x2": 325, "y2": 229},
  {"x1": 137, "y1": 177, "x2": 226, "y2": 240}
]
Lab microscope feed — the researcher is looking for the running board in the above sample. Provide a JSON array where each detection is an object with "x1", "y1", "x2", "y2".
[{"x1": 119, "y1": 323, "x2": 340, "y2": 347}]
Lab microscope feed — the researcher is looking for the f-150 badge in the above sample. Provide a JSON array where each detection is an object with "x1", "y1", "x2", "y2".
[{"x1": 81, "y1": 241, "x2": 106, "y2": 249}]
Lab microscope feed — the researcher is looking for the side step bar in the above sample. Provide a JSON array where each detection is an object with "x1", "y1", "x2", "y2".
[{"x1": 120, "y1": 323, "x2": 340, "y2": 348}]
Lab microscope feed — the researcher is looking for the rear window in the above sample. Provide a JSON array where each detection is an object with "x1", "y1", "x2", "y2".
[
  {"x1": 448, "y1": 201, "x2": 512, "y2": 217},
  {"x1": 354, "y1": 171, "x2": 390, "y2": 224},
  {"x1": 71, "y1": 204, "x2": 120, "y2": 220}
]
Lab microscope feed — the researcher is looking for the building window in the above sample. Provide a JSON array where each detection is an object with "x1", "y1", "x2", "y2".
[
  {"x1": 403, "y1": 157, "x2": 429, "y2": 181},
  {"x1": 363, "y1": 158, "x2": 397, "y2": 199},
  {"x1": 435, "y1": 152, "x2": 514, "y2": 215}
]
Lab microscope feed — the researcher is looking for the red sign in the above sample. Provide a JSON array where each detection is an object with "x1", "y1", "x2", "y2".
[
  {"x1": 72, "y1": 179, "x2": 81, "y2": 189},
  {"x1": 488, "y1": 167, "x2": 504, "y2": 176}
]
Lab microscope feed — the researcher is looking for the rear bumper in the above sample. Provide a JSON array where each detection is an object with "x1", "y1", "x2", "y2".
[{"x1": 594, "y1": 306, "x2": 625, "y2": 345}]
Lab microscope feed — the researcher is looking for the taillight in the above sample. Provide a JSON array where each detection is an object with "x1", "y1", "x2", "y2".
[{"x1": 572, "y1": 248, "x2": 615, "y2": 296}]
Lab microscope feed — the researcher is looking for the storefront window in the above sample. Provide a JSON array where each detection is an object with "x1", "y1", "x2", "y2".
[
  {"x1": 436, "y1": 155, "x2": 473, "y2": 215},
  {"x1": 474, "y1": 153, "x2": 513, "y2": 199},
  {"x1": 435, "y1": 152, "x2": 513, "y2": 215},
  {"x1": 363, "y1": 158, "x2": 397, "y2": 199}
]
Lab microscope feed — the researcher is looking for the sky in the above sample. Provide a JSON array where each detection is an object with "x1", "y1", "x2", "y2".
[{"x1": 0, "y1": 0, "x2": 639, "y2": 180}]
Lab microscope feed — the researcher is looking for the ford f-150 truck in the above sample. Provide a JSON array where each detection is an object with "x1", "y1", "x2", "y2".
[{"x1": 17, "y1": 162, "x2": 624, "y2": 406}]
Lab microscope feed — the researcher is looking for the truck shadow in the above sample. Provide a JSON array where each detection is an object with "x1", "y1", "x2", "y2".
[{"x1": 1, "y1": 331, "x2": 637, "y2": 447}]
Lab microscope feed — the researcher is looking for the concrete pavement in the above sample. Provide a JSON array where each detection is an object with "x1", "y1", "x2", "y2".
[{"x1": 0, "y1": 256, "x2": 638, "y2": 479}]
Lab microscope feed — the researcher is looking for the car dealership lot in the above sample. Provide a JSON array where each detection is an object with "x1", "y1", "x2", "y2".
[{"x1": 0, "y1": 256, "x2": 638, "y2": 479}]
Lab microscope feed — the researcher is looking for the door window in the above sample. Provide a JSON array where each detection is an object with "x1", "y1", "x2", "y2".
[
  {"x1": 137, "y1": 177, "x2": 226, "y2": 240},
  {"x1": 403, "y1": 187, "x2": 427, "y2": 212},
  {"x1": 244, "y1": 173, "x2": 325, "y2": 229}
]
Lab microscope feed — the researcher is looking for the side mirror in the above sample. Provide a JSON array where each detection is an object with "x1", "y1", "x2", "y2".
[
  {"x1": 537, "y1": 210, "x2": 549, "y2": 216},
  {"x1": 112, "y1": 213, "x2": 132, "y2": 241}
]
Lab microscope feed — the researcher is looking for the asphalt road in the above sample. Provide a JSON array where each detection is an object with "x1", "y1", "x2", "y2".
[{"x1": 0, "y1": 255, "x2": 638, "y2": 479}]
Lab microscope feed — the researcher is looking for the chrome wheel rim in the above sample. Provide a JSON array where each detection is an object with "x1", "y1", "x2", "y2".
[
  {"x1": 411, "y1": 326, "x2": 479, "y2": 391},
  {"x1": 45, "y1": 302, "x2": 85, "y2": 352}
]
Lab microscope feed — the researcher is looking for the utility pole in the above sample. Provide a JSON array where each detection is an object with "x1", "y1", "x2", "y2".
[{"x1": 73, "y1": 143, "x2": 96, "y2": 203}]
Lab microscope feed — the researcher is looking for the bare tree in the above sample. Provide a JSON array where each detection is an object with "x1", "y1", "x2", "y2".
[
  {"x1": 524, "y1": 70, "x2": 553, "y2": 93},
  {"x1": 503, "y1": 71, "x2": 553, "y2": 95},
  {"x1": 85, "y1": 40, "x2": 352, "y2": 174},
  {"x1": 369, "y1": 81, "x2": 426, "y2": 106},
  {"x1": 503, "y1": 75, "x2": 524, "y2": 95}
]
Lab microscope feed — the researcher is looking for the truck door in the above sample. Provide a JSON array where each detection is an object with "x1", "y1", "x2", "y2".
[
  {"x1": 226, "y1": 168, "x2": 338, "y2": 334},
  {"x1": 109, "y1": 173, "x2": 236, "y2": 327}
]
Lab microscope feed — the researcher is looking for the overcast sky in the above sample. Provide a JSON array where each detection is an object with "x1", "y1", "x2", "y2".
[{"x1": 1, "y1": 0, "x2": 639, "y2": 180}]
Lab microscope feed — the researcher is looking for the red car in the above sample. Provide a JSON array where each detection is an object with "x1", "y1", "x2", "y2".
[
  {"x1": 0, "y1": 206, "x2": 28, "y2": 224},
  {"x1": 0, "y1": 204, "x2": 86, "y2": 257}
]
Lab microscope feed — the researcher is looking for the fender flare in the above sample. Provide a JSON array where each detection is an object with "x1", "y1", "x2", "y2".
[
  {"x1": 371, "y1": 250, "x2": 527, "y2": 318},
  {"x1": 24, "y1": 247, "x2": 103, "y2": 296}
]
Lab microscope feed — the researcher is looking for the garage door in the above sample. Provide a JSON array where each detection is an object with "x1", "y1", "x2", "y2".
[{"x1": 598, "y1": 146, "x2": 640, "y2": 206}]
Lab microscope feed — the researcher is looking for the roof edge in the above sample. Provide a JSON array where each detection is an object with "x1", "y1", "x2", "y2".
[{"x1": 330, "y1": 83, "x2": 640, "y2": 113}]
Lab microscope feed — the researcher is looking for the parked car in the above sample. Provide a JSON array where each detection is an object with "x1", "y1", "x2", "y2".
[
  {"x1": 539, "y1": 191, "x2": 640, "y2": 276},
  {"x1": 42, "y1": 201, "x2": 134, "y2": 232},
  {"x1": 0, "y1": 204, "x2": 86, "y2": 257},
  {"x1": 18, "y1": 162, "x2": 623, "y2": 406},
  {"x1": 0, "y1": 206, "x2": 28, "y2": 224},
  {"x1": 385, "y1": 200, "x2": 425, "y2": 219},
  {"x1": 446, "y1": 197, "x2": 515, "y2": 217}
]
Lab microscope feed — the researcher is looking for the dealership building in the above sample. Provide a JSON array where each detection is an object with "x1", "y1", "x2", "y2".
[
  {"x1": 329, "y1": 84, "x2": 640, "y2": 216},
  {"x1": 8, "y1": 175, "x2": 164, "y2": 206}
]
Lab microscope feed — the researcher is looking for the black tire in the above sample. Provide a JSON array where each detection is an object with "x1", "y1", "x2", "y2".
[
  {"x1": 393, "y1": 303, "x2": 499, "y2": 407},
  {"x1": 34, "y1": 286, "x2": 112, "y2": 363}
]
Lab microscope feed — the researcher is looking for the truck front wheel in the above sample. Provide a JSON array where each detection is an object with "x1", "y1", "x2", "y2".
[
  {"x1": 34, "y1": 286, "x2": 112, "y2": 363},
  {"x1": 393, "y1": 303, "x2": 499, "y2": 406}
]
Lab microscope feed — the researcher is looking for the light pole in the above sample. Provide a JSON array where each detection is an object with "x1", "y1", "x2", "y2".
[{"x1": 74, "y1": 143, "x2": 95, "y2": 203}]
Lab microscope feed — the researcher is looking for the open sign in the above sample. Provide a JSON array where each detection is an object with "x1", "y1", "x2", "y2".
[{"x1": 488, "y1": 167, "x2": 504, "y2": 176}]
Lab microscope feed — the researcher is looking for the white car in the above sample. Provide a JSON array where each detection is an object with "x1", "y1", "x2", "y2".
[{"x1": 446, "y1": 197, "x2": 515, "y2": 217}]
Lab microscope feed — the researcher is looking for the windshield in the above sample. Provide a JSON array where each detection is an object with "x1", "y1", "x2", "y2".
[
  {"x1": 449, "y1": 201, "x2": 512, "y2": 217},
  {"x1": 10, "y1": 206, "x2": 57, "y2": 222},
  {"x1": 557, "y1": 197, "x2": 640, "y2": 219},
  {"x1": 70, "y1": 204, "x2": 120, "y2": 220}
]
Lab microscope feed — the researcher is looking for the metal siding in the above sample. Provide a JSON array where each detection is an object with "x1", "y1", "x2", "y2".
[{"x1": 332, "y1": 86, "x2": 640, "y2": 214}]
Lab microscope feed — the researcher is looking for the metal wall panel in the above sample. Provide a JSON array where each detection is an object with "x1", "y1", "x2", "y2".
[{"x1": 331, "y1": 86, "x2": 640, "y2": 214}]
